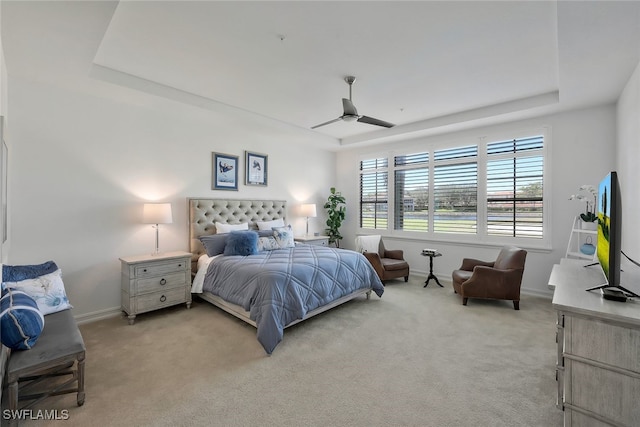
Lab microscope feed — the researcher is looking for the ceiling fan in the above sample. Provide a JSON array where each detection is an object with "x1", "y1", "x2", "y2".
[{"x1": 311, "y1": 76, "x2": 395, "y2": 130}]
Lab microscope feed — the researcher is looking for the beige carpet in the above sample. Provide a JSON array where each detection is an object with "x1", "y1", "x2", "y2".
[{"x1": 13, "y1": 276, "x2": 563, "y2": 427}]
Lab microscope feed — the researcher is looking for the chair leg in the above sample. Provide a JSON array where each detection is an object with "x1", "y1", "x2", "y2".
[
  {"x1": 513, "y1": 300, "x2": 520, "y2": 310},
  {"x1": 462, "y1": 297, "x2": 468, "y2": 306},
  {"x1": 404, "y1": 276, "x2": 408, "y2": 282}
]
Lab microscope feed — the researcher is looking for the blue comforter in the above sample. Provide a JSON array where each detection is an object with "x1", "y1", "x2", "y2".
[{"x1": 202, "y1": 244, "x2": 384, "y2": 354}]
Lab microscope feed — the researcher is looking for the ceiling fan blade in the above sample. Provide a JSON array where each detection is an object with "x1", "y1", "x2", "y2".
[
  {"x1": 357, "y1": 115, "x2": 395, "y2": 128},
  {"x1": 311, "y1": 117, "x2": 343, "y2": 129},
  {"x1": 342, "y1": 98, "x2": 358, "y2": 116}
]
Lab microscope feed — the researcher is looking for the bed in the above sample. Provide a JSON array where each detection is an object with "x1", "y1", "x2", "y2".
[{"x1": 188, "y1": 198, "x2": 384, "y2": 354}]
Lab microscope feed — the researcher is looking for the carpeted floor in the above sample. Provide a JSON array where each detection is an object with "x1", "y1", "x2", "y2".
[{"x1": 10, "y1": 276, "x2": 563, "y2": 427}]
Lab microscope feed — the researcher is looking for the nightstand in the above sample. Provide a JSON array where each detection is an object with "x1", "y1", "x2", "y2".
[
  {"x1": 120, "y1": 251, "x2": 192, "y2": 325},
  {"x1": 294, "y1": 235, "x2": 329, "y2": 246}
]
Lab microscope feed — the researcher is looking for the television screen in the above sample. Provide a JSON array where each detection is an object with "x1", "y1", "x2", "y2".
[
  {"x1": 596, "y1": 171, "x2": 619, "y2": 286},
  {"x1": 589, "y1": 171, "x2": 640, "y2": 298}
]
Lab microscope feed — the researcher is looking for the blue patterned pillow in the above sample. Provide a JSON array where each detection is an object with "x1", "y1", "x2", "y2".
[
  {"x1": 1, "y1": 288, "x2": 45, "y2": 350},
  {"x1": 3, "y1": 269, "x2": 72, "y2": 315},
  {"x1": 257, "y1": 236, "x2": 281, "y2": 251},
  {"x1": 272, "y1": 225, "x2": 295, "y2": 249},
  {"x1": 224, "y1": 230, "x2": 259, "y2": 256}
]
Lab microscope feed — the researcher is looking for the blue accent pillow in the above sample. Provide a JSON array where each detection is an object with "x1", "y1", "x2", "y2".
[
  {"x1": 1, "y1": 288, "x2": 45, "y2": 350},
  {"x1": 3, "y1": 261, "x2": 59, "y2": 282},
  {"x1": 199, "y1": 234, "x2": 229, "y2": 257},
  {"x1": 224, "y1": 230, "x2": 259, "y2": 256}
]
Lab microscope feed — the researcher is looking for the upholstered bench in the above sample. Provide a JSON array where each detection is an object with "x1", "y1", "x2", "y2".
[{"x1": 6, "y1": 309, "x2": 85, "y2": 425}]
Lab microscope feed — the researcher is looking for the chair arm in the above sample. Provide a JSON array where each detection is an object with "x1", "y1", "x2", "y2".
[
  {"x1": 459, "y1": 258, "x2": 495, "y2": 271},
  {"x1": 383, "y1": 249, "x2": 405, "y2": 260},
  {"x1": 461, "y1": 266, "x2": 523, "y2": 299},
  {"x1": 363, "y1": 252, "x2": 385, "y2": 278}
]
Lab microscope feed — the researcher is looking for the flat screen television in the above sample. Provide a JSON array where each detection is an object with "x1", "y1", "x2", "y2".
[{"x1": 585, "y1": 171, "x2": 640, "y2": 297}]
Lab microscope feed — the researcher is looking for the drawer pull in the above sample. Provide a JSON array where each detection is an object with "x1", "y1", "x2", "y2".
[
  {"x1": 143, "y1": 268, "x2": 148, "y2": 273},
  {"x1": 160, "y1": 278, "x2": 167, "y2": 286},
  {"x1": 160, "y1": 295, "x2": 167, "y2": 302},
  {"x1": 178, "y1": 263, "x2": 182, "y2": 267}
]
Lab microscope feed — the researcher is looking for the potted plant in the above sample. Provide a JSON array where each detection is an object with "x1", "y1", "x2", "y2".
[
  {"x1": 569, "y1": 185, "x2": 597, "y2": 229},
  {"x1": 324, "y1": 187, "x2": 346, "y2": 248}
]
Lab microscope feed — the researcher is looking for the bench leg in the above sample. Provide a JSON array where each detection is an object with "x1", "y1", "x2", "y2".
[
  {"x1": 8, "y1": 379, "x2": 18, "y2": 425},
  {"x1": 77, "y1": 352, "x2": 86, "y2": 406}
]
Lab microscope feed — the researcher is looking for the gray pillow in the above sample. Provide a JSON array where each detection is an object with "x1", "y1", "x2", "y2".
[
  {"x1": 257, "y1": 229, "x2": 275, "y2": 237},
  {"x1": 199, "y1": 234, "x2": 228, "y2": 257}
]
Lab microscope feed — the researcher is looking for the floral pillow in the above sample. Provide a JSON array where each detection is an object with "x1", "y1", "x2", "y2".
[
  {"x1": 257, "y1": 236, "x2": 281, "y2": 251},
  {"x1": 3, "y1": 269, "x2": 72, "y2": 315},
  {"x1": 272, "y1": 225, "x2": 295, "y2": 249}
]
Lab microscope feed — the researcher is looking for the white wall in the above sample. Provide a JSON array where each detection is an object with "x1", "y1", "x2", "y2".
[
  {"x1": 0, "y1": 1, "x2": 8, "y2": 264},
  {"x1": 336, "y1": 105, "x2": 617, "y2": 297},
  {"x1": 8, "y1": 75, "x2": 335, "y2": 320},
  {"x1": 617, "y1": 60, "x2": 640, "y2": 287}
]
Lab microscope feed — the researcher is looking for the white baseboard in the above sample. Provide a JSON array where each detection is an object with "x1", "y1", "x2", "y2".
[{"x1": 74, "y1": 306, "x2": 122, "y2": 325}]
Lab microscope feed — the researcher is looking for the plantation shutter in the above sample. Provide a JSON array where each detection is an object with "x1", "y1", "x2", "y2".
[
  {"x1": 394, "y1": 152, "x2": 429, "y2": 231},
  {"x1": 360, "y1": 157, "x2": 388, "y2": 229},
  {"x1": 433, "y1": 146, "x2": 478, "y2": 234},
  {"x1": 486, "y1": 136, "x2": 544, "y2": 238}
]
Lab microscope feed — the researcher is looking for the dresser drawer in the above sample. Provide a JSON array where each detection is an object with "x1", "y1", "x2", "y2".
[
  {"x1": 135, "y1": 288, "x2": 188, "y2": 314},
  {"x1": 135, "y1": 259, "x2": 188, "y2": 277},
  {"x1": 136, "y1": 271, "x2": 188, "y2": 294}
]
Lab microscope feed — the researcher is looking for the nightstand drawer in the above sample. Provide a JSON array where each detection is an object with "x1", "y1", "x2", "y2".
[
  {"x1": 135, "y1": 288, "x2": 187, "y2": 313},
  {"x1": 135, "y1": 260, "x2": 188, "y2": 277},
  {"x1": 136, "y1": 271, "x2": 188, "y2": 294}
]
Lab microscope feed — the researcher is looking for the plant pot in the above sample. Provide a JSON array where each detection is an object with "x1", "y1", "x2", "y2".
[{"x1": 580, "y1": 220, "x2": 597, "y2": 231}]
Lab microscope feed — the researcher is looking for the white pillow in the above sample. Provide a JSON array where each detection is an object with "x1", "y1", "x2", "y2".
[
  {"x1": 256, "y1": 219, "x2": 285, "y2": 230},
  {"x1": 356, "y1": 235, "x2": 381, "y2": 254},
  {"x1": 215, "y1": 222, "x2": 249, "y2": 234},
  {"x1": 4, "y1": 269, "x2": 73, "y2": 315}
]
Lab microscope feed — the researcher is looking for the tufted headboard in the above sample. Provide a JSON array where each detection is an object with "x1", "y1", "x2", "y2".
[{"x1": 188, "y1": 198, "x2": 287, "y2": 272}]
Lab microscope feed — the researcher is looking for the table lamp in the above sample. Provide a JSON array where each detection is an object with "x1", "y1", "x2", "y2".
[
  {"x1": 300, "y1": 203, "x2": 317, "y2": 236},
  {"x1": 143, "y1": 203, "x2": 173, "y2": 255}
]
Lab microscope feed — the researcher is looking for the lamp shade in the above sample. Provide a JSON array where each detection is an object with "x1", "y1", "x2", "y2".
[
  {"x1": 300, "y1": 203, "x2": 317, "y2": 218},
  {"x1": 143, "y1": 203, "x2": 173, "y2": 224}
]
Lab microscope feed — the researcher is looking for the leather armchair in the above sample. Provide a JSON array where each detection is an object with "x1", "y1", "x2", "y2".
[
  {"x1": 451, "y1": 246, "x2": 527, "y2": 310},
  {"x1": 357, "y1": 236, "x2": 409, "y2": 283}
]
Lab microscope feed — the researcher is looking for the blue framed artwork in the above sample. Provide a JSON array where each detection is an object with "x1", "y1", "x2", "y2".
[
  {"x1": 212, "y1": 152, "x2": 238, "y2": 191},
  {"x1": 245, "y1": 151, "x2": 268, "y2": 186}
]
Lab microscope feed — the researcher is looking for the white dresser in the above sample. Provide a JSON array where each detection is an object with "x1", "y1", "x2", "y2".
[
  {"x1": 120, "y1": 251, "x2": 192, "y2": 324},
  {"x1": 549, "y1": 259, "x2": 640, "y2": 426}
]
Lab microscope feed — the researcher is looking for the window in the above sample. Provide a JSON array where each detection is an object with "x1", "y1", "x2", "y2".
[
  {"x1": 358, "y1": 130, "x2": 546, "y2": 244},
  {"x1": 394, "y1": 152, "x2": 428, "y2": 231},
  {"x1": 486, "y1": 136, "x2": 544, "y2": 238},
  {"x1": 433, "y1": 146, "x2": 478, "y2": 234},
  {"x1": 360, "y1": 157, "x2": 388, "y2": 229}
]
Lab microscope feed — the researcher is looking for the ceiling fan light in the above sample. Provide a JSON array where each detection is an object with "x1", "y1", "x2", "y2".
[{"x1": 342, "y1": 114, "x2": 358, "y2": 122}]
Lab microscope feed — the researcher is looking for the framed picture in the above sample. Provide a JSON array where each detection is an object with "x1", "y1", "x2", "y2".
[
  {"x1": 212, "y1": 152, "x2": 238, "y2": 191},
  {"x1": 245, "y1": 151, "x2": 268, "y2": 186}
]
